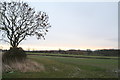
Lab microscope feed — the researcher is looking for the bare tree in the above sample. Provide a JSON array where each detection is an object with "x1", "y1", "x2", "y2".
[{"x1": 0, "y1": 1, "x2": 51, "y2": 48}]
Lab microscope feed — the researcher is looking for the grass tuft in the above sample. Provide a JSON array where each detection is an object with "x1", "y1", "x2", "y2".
[{"x1": 2, "y1": 59, "x2": 45, "y2": 73}]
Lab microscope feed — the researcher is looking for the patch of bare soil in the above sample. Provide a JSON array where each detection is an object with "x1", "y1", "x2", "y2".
[{"x1": 2, "y1": 59, "x2": 45, "y2": 72}]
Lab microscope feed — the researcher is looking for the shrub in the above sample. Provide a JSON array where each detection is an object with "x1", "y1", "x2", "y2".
[{"x1": 2, "y1": 47, "x2": 27, "y2": 64}]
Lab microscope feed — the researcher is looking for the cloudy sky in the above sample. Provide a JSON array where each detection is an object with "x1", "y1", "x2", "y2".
[{"x1": 0, "y1": 0, "x2": 118, "y2": 50}]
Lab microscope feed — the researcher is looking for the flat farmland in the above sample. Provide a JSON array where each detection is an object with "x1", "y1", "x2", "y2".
[{"x1": 3, "y1": 54, "x2": 118, "y2": 78}]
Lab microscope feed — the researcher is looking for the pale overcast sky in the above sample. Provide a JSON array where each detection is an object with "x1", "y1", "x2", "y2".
[{"x1": 0, "y1": 1, "x2": 118, "y2": 50}]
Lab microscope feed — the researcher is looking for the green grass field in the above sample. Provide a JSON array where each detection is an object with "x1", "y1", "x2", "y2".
[
  {"x1": 3, "y1": 55, "x2": 118, "y2": 78},
  {"x1": 27, "y1": 52, "x2": 118, "y2": 59}
]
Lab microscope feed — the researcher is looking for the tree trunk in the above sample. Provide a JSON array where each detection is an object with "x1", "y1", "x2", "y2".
[{"x1": 10, "y1": 40, "x2": 19, "y2": 48}]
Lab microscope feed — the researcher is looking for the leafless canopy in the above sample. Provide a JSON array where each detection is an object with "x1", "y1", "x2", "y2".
[{"x1": 0, "y1": 1, "x2": 51, "y2": 48}]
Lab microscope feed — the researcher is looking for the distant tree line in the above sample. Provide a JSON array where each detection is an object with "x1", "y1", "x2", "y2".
[{"x1": 23, "y1": 49, "x2": 119, "y2": 57}]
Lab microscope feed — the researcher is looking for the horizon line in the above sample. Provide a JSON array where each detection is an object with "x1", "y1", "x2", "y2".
[{"x1": 1, "y1": 48, "x2": 119, "y2": 51}]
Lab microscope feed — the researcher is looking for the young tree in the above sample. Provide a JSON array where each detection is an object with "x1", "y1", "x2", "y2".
[{"x1": 0, "y1": 1, "x2": 51, "y2": 48}]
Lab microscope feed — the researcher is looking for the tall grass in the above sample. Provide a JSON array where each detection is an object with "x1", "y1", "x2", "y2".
[{"x1": 2, "y1": 59, "x2": 45, "y2": 73}]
